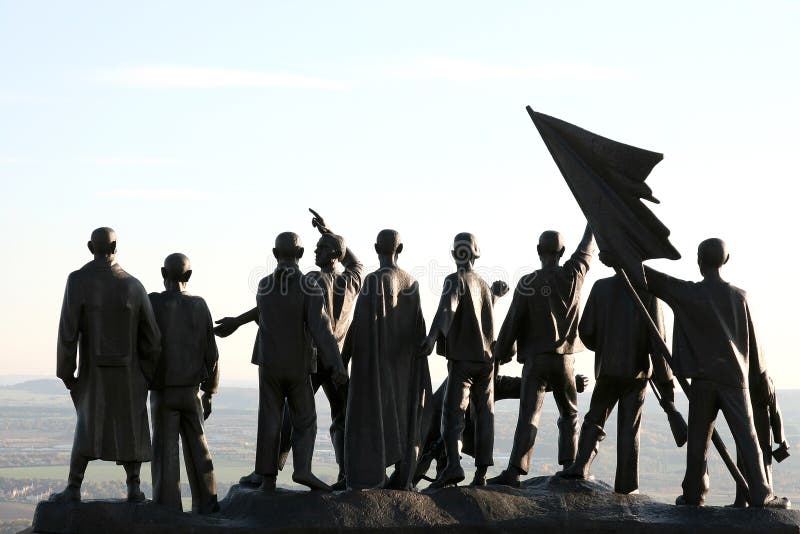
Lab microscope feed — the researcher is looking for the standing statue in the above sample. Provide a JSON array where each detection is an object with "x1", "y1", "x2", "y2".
[
  {"x1": 284, "y1": 209, "x2": 364, "y2": 490},
  {"x1": 489, "y1": 224, "x2": 594, "y2": 487},
  {"x1": 638, "y1": 238, "x2": 787, "y2": 507},
  {"x1": 214, "y1": 232, "x2": 348, "y2": 492},
  {"x1": 51, "y1": 227, "x2": 161, "y2": 503},
  {"x1": 556, "y1": 272, "x2": 674, "y2": 494},
  {"x1": 343, "y1": 230, "x2": 432, "y2": 490},
  {"x1": 420, "y1": 232, "x2": 508, "y2": 488},
  {"x1": 149, "y1": 253, "x2": 220, "y2": 513},
  {"x1": 733, "y1": 371, "x2": 790, "y2": 507}
]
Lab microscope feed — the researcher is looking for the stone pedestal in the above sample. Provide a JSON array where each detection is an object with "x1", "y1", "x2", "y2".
[{"x1": 32, "y1": 476, "x2": 800, "y2": 533}]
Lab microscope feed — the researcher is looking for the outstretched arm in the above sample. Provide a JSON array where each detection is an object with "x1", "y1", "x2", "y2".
[{"x1": 214, "y1": 306, "x2": 258, "y2": 337}]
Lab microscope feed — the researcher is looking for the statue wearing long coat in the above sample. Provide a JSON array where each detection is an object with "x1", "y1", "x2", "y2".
[{"x1": 57, "y1": 259, "x2": 161, "y2": 463}]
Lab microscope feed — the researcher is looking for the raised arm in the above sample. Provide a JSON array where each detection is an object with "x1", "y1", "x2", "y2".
[
  {"x1": 214, "y1": 306, "x2": 258, "y2": 337},
  {"x1": 564, "y1": 223, "x2": 595, "y2": 276}
]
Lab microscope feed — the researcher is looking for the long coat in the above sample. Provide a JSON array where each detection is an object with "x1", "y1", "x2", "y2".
[
  {"x1": 57, "y1": 259, "x2": 161, "y2": 462},
  {"x1": 343, "y1": 267, "x2": 432, "y2": 490}
]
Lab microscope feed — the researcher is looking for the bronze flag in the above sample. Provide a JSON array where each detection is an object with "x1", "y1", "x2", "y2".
[{"x1": 526, "y1": 107, "x2": 680, "y2": 286}]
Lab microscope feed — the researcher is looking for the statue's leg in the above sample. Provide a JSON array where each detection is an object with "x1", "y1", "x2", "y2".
[
  {"x1": 680, "y1": 380, "x2": 717, "y2": 506},
  {"x1": 431, "y1": 361, "x2": 469, "y2": 487},
  {"x1": 123, "y1": 461, "x2": 145, "y2": 502},
  {"x1": 553, "y1": 355, "x2": 579, "y2": 466},
  {"x1": 508, "y1": 358, "x2": 547, "y2": 475},
  {"x1": 150, "y1": 389, "x2": 181, "y2": 510},
  {"x1": 254, "y1": 366, "x2": 284, "y2": 492},
  {"x1": 719, "y1": 386, "x2": 771, "y2": 506},
  {"x1": 559, "y1": 377, "x2": 614, "y2": 479},
  {"x1": 49, "y1": 448, "x2": 88, "y2": 502},
  {"x1": 180, "y1": 386, "x2": 218, "y2": 514},
  {"x1": 614, "y1": 378, "x2": 646, "y2": 494},
  {"x1": 277, "y1": 402, "x2": 292, "y2": 471},
  {"x1": 468, "y1": 361, "x2": 495, "y2": 486},
  {"x1": 321, "y1": 377, "x2": 348, "y2": 487},
  {"x1": 287, "y1": 375, "x2": 330, "y2": 491}
]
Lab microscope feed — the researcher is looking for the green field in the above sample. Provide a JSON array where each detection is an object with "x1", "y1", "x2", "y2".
[{"x1": 0, "y1": 459, "x2": 341, "y2": 487}]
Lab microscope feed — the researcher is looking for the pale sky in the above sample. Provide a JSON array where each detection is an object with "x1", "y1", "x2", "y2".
[{"x1": 1, "y1": 1, "x2": 799, "y2": 388}]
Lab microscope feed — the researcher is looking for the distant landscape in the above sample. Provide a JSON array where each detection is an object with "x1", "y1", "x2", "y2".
[{"x1": 1, "y1": 377, "x2": 798, "y2": 533}]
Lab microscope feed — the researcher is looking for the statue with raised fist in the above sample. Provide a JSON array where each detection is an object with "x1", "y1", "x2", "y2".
[
  {"x1": 489, "y1": 223, "x2": 594, "y2": 487},
  {"x1": 149, "y1": 253, "x2": 220, "y2": 513},
  {"x1": 51, "y1": 227, "x2": 161, "y2": 503}
]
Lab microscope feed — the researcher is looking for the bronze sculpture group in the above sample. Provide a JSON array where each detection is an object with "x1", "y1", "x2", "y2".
[{"x1": 49, "y1": 109, "x2": 791, "y2": 514}]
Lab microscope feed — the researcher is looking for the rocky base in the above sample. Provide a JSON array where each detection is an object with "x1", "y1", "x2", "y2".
[{"x1": 31, "y1": 476, "x2": 800, "y2": 533}]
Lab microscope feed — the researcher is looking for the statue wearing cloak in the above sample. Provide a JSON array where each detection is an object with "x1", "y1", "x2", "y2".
[{"x1": 343, "y1": 267, "x2": 432, "y2": 490}]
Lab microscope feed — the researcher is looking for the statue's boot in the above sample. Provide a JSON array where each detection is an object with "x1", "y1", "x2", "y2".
[
  {"x1": 329, "y1": 428, "x2": 346, "y2": 491},
  {"x1": 428, "y1": 462, "x2": 465, "y2": 489},
  {"x1": 50, "y1": 453, "x2": 87, "y2": 502},
  {"x1": 240, "y1": 471, "x2": 264, "y2": 487},
  {"x1": 330, "y1": 475, "x2": 347, "y2": 491},
  {"x1": 259, "y1": 474, "x2": 277, "y2": 493},
  {"x1": 124, "y1": 462, "x2": 146, "y2": 503},
  {"x1": 49, "y1": 472, "x2": 83, "y2": 503},
  {"x1": 557, "y1": 422, "x2": 605, "y2": 479},
  {"x1": 486, "y1": 468, "x2": 521, "y2": 488},
  {"x1": 293, "y1": 471, "x2": 332, "y2": 491},
  {"x1": 675, "y1": 495, "x2": 703, "y2": 506},
  {"x1": 470, "y1": 465, "x2": 488, "y2": 487}
]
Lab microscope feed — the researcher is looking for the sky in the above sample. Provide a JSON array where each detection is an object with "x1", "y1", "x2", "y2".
[{"x1": 1, "y1": 1, "x2": 799, "y2": 388}]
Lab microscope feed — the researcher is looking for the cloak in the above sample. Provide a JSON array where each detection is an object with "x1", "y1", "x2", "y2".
[{"x1": 343, "y1": 267, "x2": 432, "y2": 489}]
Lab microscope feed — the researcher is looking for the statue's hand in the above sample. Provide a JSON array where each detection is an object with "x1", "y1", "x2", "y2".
[
  {"x1": 599, "y1": 250, "x2": 622, "y2": 268},
  {"x1": 331, "y1": 368, "x2": 349, "y2": 387},
  {"x1": 419, "y1": 334, "x2": 436, "y2": 358},
  {"x1": 214, "y1": 317, "x2": 239, "y2": 338},
  {"x1": 491, "y1": 280, "x2": 510, "y2": 298},
  {"x1": 309, "y1": 208, "x2": 331, "y2": 234},
  {"x1": 62, "y1": 376, "x2": 78, "y2": 391},
  {"x1": 575, "y1": 374, "x2": 589, "y2": 393},
  {"x1": 201, "y1": 393, "x2": 212, "y2": 420}
]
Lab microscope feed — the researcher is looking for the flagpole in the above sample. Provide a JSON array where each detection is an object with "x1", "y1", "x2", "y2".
[{"x1": 614, "y1": 267, "x2": 751, "y2": 504}]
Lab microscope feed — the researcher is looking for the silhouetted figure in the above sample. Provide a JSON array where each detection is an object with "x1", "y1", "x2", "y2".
[
  {"x1": 489, "y1": 224, "x2": 594, "y2": 487},
  {"x1": 51, "y1": 228, "x2": 161, "y2": 503},
  {"x1": 420, "y1": 233, "x2": 508, "y2": 488},
  {"x1": 149, "y1": 253, "x2": 219, "y2": 513},
  {"x1": 733, "y1": 370, "x2": 790, "y2": 507},
  {"x1": 343, "y1": 230, "x2": 432, "y2": 490},
  {"x1": 641, "y1": 239, "x2": 786, "y2": 508},
  {"x1": 302, "y1": 209, "x2": 364, "y2": 489},
  {"x1": 214, "y1": 232, "x2": 348, "y2": 492},
  {"x1": 556, "y1": 273, "x2": 673, "y2": 494}
]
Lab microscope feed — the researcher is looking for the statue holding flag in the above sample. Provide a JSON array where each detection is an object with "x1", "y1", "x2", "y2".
[{"x1": 523, "y1": 106, "x2": 788, "y2": 508}]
